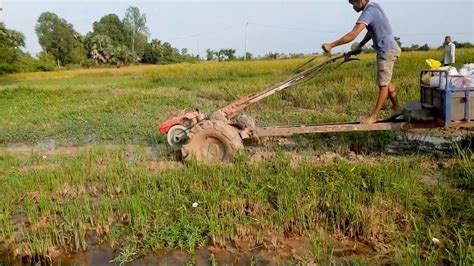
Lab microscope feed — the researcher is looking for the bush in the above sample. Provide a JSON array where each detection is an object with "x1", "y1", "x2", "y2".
[
  {"x1": 80, "y1": 58, "x2": 96, "y2": 68},
  {"x1": 0, "y1": 64, "x2": 18, "y2": 74},
  {"x1": 34, "y1": 62, "x2": 55, "y2": 72}
]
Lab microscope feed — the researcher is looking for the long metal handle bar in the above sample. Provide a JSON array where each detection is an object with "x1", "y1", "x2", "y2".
[{"x1": 218, "y1": 53, "x2": 349, "y2": 119}]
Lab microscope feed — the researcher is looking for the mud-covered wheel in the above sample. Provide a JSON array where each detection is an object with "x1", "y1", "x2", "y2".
[{"x1": 182, "y1": 120, "x2": 243, "y2": 163}]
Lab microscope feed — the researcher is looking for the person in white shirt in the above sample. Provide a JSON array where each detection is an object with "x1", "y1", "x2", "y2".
[{"x1": 443, "y1": 36, "x2": 455, "y2": 66}]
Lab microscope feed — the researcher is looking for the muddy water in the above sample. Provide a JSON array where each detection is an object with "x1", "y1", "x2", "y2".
[
  {"x1": 0, "y1": 232, "x2": 374, "y2": 265},
  {"x1": 2, "y1": 132, "x2": 470, "y2": 157},
  {"x1": 0, "y1": 236, "x2": 377, "y2": 265},
  {"x1": 0, "y1": 246, "x2": 284, "y2": 265},
  {"x1": 385, "y1": 132, "x2": 471, "y2": 156}
]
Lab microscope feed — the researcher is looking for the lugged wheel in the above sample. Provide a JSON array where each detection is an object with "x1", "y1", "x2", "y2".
[{"x1": 181, "y1": 120, "x2": 243, "y2": 163}]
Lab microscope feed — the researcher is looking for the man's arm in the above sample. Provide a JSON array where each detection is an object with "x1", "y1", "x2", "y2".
[
  {"x1": 322, "y1": 23, "x2": 366, "y2": 52},
  {"x1": 450, "y1": 43, "x2": 456, "y2": 63},
  {"x1": 358, "y1": 32, "x2": 372, "y2": 48}
]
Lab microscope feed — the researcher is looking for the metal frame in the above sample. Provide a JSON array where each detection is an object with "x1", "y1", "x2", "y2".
[
  {"x1": 419, "y1": 69, "x2": 474, "y2": 128},
  {"x1": 245, "y1": 121, "x2": 441, "y2": 139}
]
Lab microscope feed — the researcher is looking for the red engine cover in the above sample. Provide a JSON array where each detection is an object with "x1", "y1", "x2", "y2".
[
  {"x1": 158, "y1": 111, "x2": 202, "y2": 135},
  {"x1": 158, "y1": 117, "x2": 182, "y2": 135}
]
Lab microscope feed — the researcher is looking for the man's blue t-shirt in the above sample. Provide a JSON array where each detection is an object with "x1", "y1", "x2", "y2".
[{"x1": 357, "y1": 1, "x2": 397, "y2": 55}]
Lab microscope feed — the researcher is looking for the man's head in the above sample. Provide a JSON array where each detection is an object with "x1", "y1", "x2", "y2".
[
  {"x1": 349, "y1": 0, "x2": 369, "y2": 13},
  {"x1": 445, "y1": 36, "x2": 452, "y2": 45}
]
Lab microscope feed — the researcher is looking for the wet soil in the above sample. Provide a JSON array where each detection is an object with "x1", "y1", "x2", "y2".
[
  {"x1": 1, "y1": 131, "x2": 471, "y2": 159},
  {"x1": 0, "y1": 235, "x2": 374, "y2": 265},
  {"x1": 0, "y1": 131, "x2": 471, "y2": 265}
]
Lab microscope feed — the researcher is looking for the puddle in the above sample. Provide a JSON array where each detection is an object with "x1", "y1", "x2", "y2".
[
  {"x1": 0, "y1": 233, "x2": 376, "y2": 265},
  {"x1": 404, "y1": 133, "x2": 454, "y2": 145},
  {"x1": 385, "y1": 132, "x2": 467, "y2": 156},
  {"x1": 0, "y1": 245, "x2": 285, "y2": 265},
  {"x1": 57, "y1": 245, "x2": 115, "y2": 265}
]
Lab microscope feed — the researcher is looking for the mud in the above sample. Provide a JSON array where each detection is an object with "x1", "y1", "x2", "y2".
[
  {"x1": 385, "y1": 132, "x2": 460, "y2": 157},
  {"x1": 2, "y1": 131, "x2": 471, "y2": 159},
  {"x1": 0, "y1": 235, "x2": 374, "y2": 265}
]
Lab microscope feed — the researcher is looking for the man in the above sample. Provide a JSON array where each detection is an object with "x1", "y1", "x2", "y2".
[
  {"x1": 442, "y1": 36, "x2": 455, "y2": 66},
  {"x1": 322, "y1": 0, "x2": 401, "y2": 124}
]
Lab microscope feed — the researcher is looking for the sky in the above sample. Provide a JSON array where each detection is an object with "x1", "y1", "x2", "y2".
[{"x1": 1, "y1": 0, "x2": 473, "y2": 57}]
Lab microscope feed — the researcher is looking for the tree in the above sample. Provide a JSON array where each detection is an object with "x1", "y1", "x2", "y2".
[
  {"x1": 214, "y1": 50, "x2": 225, "y2": 62},
  {"x1": 0, "y1": 23, "x2": 25, "y2": 48},
  {"x1": 453, "y1": 41, "x2": 474, "y2": 49},
  {"x1": 123, "y1": 6, "x2": 149, "y2": 59},
  {"x1": 418, "y1": 44, "x2": 430, "y2": 51},
  {"x1": 206, "y1": 49, "x2": 215, "y2": 61},
  {"x1": 0, "y1": 22, "x2": 25, "y2": 64},
  {"x1": 35, "y1": 51, "x2": 56, "y2": 71},
  {"x1": 142, "y1": 39, "x2": 183, "y2": 64},
  {"x1": 245, "y1": 52, "x2": 253, "y2": 60},
  {"x1": 112, "y1": 45, "x2": 136, "y2": 65},
  {"x1": 142, "y1": 39, "x2": 164, "y2": 63},
  {"x1": 220, "y1": 49, "x2": 236, "y2": 61},
  {"x1": 92, "y1": 14, "x2": 126, "y2": 46},
  {"x1": 84, "y1": 33, "x2": 115, "y2": 64},
  {"x1": 264, "y1": 52, "x2": 280, "y2": 59},
  {"x1": 35, "y1": 12, "x2": 86, "y2": 66}
]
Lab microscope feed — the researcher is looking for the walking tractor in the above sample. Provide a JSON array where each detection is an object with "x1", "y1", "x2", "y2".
[{"x1": 158, "y1": 53, "x2": 474, "y2": 163}]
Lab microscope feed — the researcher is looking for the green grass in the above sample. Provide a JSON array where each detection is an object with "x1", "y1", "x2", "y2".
[
  {"x1": 0, "y1": 148, "x2": 472, "y2": 264},
  {"x1": 0, "y1": 49, "x2": 473, "y2": 264},
  {"x1": 1, "y1": 49, "x2": 473, "y2": 146}
]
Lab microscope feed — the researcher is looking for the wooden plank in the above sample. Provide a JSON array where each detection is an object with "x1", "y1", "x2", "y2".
[
  {"x1": 446, "y1": 121, "x2": 474, "y2": 128},
  {"x1": 251, "y1": 122, "x2": 439, "y2": 138}
]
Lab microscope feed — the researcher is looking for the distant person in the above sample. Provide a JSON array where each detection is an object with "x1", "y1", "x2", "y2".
[
  {"x1": 442, "y1": 36, "x2": 456, "y2": 66},
  {"x1": 322, "y1": 0, "x2": 401, "y2": 124}
]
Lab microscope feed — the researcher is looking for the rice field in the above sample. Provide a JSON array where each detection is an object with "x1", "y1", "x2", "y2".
[{"x1": 0, "y1": 49, "x2": 473, "y2": 264}]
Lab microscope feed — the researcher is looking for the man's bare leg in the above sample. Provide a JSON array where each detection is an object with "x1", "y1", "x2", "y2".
[
  {"x1": 387, "y1": 82, "x2": 399, "y2": 111},
  {"x1": 365, "y1": 85, "x2": 389, "y2": 124}
]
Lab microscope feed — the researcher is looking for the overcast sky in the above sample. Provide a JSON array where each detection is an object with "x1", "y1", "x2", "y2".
[{"x1": 1, "y1": 0, "x2": 473, "y2": 57}]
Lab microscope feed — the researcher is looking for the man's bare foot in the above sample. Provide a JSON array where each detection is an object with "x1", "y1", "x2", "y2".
[{"x1": 362, "y1": 116, "x2": 378, "y2": 124}]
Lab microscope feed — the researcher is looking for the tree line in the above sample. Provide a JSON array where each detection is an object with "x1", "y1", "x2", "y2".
[
  {"x1": 1, "y1": 6, "x2": 200, "y2": 74},
  {"x1": 351, "y1": 36, "x2": 474, "y2": 54},
  {"x1": 1, "y1": 9, "x2": 474, "y2": 75}
]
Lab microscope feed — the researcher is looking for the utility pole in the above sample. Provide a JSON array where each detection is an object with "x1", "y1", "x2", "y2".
[{"x1": 244, "y1": 22, "x2": 248, "y2": 61}]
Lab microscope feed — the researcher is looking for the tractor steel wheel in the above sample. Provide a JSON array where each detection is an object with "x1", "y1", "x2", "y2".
[
  {"x1": 167, "y1": 125, "x2": 187, "y2": 150},
  {"x1": 182, "y1": 120, "x2": 243, "y2": 163}
]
